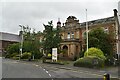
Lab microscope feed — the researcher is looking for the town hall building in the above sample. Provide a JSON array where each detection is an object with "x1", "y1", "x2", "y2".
[{"x1": 53, "y1": 9, "x2": 120, "y2": 60}]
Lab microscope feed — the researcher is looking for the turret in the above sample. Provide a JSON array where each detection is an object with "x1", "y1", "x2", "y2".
[{"x1": 57, "y1": 18, "x2": 61, "y2": 28}]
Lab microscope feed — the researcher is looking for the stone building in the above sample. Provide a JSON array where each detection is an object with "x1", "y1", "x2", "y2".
[
  {"x1": 57, "y1": 10, "x2": 119, "y2": 60},
  {"x1": 58, "y1": 16, "x2": 82, "y2": 60},
  {"x1": 0, "y1": 32, "x2": 21, "y2": 56}
]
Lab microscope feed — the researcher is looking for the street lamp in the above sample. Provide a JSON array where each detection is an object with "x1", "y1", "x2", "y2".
[{"x1": 19, "y1": 25, "x2": 24, "y2": 59}]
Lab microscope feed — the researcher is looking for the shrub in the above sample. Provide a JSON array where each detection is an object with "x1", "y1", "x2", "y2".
[
  {"x1": 79, "y1": 51, "x2": 85, "y2": 58},
  {"x1": 6, "y1": 43, "x2": 19, "y2": 54},
  {"x1": 21, "y1": 52, "x2": 31, "y2": 59},
  {"x1": 105, "y1": 56, "x2": 115, "y2": 66},
  {"x1": 34, "y1": 52, "x2": 43, "y2": 59},
  {"x1": 74, "y1": 56, "x2": 104, "y2": 68},
  {"x1": 84, "y1": 47, "x2": 106, "y2": 60},
  {"x1": 12, "y1": 57, "x2": 19, "y2": 60},
  {"x1": 10, "y1": 53, "x2": 18, "y2": 58}
]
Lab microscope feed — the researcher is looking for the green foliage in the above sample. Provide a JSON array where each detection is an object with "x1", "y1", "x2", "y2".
[
  {"x1": 10, "y1": 53, "x2": 18, "y2": 58},
  {"x1": 6, "y1": 25, "x2": 43, "y2": 59},
  {"x1": 79, "y1": 51, "x2": 85, "y2": 58},
  {"x1": 105, "y1": 56, "x2": 115, "y2": 66},
  {"x1": 74, "y1": 47, "x2": 106, "y2": 68},
  {"x1": 12, "y1": 57, "x2": 19, "y2": 60},
  {"x1": 21, "y1": 52, "x2": 31, "y2": 59},
  {"x1": 84, "y1": 47, "x2": 106, "y2": 60},
  {"x1": 74, "y1": 56, "x2": 104, "y2": 68},
  {"x1": 6, "y1": 43, "x2": 20, "y2": 55},
  {"x1": 43, "y1": 21, "x2": 62, "y2": 54},
  {"x1": 88, "y1": 27, "x2": 114, "y2": 57},
  {"x1": 34, "y1": 52, "x2": 43, "y2": 59}
]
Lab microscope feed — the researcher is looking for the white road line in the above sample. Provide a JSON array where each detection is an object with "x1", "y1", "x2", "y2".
[
  {"x1": 35, "y1": 65, "x2": 39, "y2": 67},
  {"x1": 46, "y1": 71, "x2": 48, "y2": 73},
  {"x1": 49, "y1": 74, "x2": 51, "y2": 77}
]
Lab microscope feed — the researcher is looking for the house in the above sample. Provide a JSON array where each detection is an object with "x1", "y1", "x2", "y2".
[{"x1": 0, "y1": 32, "x2": 21, "y2": 56}]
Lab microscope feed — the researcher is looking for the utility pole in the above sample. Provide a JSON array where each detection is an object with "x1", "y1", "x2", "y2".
[{"x1": 86, "y1": 9, "x2": 88, "y2": 52}]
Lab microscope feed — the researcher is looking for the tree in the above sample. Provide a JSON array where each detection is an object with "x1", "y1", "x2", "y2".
[
  {"x1": 43, "y1": 21, "x2": 62, "y2": 55},
  {"x1": 88, "y1": 27, "x2": 114, "y2": 57}
]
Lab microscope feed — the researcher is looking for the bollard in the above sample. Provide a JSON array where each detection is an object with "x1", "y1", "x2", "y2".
[{"x1": 104, "y1": 73, "x2": 110, "y2": 80}]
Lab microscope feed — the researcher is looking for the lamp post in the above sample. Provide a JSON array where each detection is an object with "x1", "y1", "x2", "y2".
[
  {"x1": 86, "y1": 9, "x2": 88, "y2": 53},
  {"x1": 19, "y1": 25, "x2": 23, "y2": 59}
]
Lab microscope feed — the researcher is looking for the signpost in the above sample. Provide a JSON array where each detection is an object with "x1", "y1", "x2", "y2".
[{"x1": 52, "y1": 48, "x2": 57, "y2": 62}]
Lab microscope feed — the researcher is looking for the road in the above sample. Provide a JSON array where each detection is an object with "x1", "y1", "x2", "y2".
[
  {"x1": 2, "y1": 58, "x2": 119, "y2": 80},
  {"x1": 2, "y1": 58, "x2": 51, "y2": 78}
]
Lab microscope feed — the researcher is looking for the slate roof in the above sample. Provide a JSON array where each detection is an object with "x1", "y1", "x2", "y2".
[
  {"x1": 0, "y1": 32, "x2": 21, "y2": 42},
  {"x1": 80, "y1": 16, "x2": 115, "y2": 28}
]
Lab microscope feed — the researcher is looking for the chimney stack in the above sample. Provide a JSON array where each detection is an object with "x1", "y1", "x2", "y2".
[{"x1": 113, "y1": 9, "x2": 118, "y2": 17}]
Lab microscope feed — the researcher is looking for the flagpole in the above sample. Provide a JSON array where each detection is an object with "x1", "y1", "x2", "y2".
[{"x1": 86, "y1": 9, "x2": 88, "y2": 52}]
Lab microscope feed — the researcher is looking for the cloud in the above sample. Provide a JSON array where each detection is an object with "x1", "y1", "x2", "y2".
[{"x1": 1, "y1": 1, "x2": 119, "y2": 34}]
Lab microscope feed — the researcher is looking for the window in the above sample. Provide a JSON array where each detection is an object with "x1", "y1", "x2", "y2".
[
  {"x1": 76, "y1": 31, "x2": 79, "y2": 38},
  {"x1": 39, "y1": 38, "x2": 42, "y2": 42},
  {"x1": 71, "y1": 32, "x2": 74, "y2": 39},
  {"x1": 67, "y1": 32, "x2": 70, "y2": 39},
  {"x1": 104, "y1": 27, "x2": 109, "y2": 33}
]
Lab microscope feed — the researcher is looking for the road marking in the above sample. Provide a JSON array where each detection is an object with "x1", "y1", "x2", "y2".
[
  {"x1": 46, "y1": 71, "x2": 48, "y2": 73},
  {"x1": 35, "y1": 65, "x2": 39, "y2": 67},
  {"x1": 49, "y1": 74, "x2": 51, "y2": 77},
  {"x1": 43, "y1": 69, "x2": 45, "y2": 71}
]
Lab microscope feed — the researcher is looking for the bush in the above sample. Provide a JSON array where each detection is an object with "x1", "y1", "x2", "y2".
[
  {"x1": 21, "y1": 52, "x2": 31, "y2": 59},
  {"x1": 10, "y1": 53, "x2": 18, "y2": 58},
  {"x1": 12, "y1": 57, "x2": 19, "y2": 60},
  {"x1": 34, "y1": 52, "x2": 43, "y2": 59},
  {"x1": 84, "y1": 47, "x2": 106, "y2": 60},
  {"x1": 79, "y1": 51, "x2": 85, "y2": 58},
  {"x1": 6, "y1": 43, "x2": 19, "y2": 54},
  {"x1": 105, "y1": 56, "x2": 115, "y2": 66},
  {"x1": 74, "y1": 56, "x2": 104, "y2": 68}
]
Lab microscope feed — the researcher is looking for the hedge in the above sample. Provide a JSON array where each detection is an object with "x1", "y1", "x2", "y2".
[
  {"x1": 74, "y1": 56, "x2": 104, "y2": 68},
  {"x1": 21, "y1": 52, "x2": 31, "y2": 59}
]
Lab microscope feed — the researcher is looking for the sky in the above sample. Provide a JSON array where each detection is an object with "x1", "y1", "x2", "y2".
[{"x1": 0, "y1": 0, "x2": 120, "y2": 34}]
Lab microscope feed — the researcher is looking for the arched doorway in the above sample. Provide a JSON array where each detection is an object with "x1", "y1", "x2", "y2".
[{"x1": 62, "y1": 45, "x2": 68, "y2": 57}]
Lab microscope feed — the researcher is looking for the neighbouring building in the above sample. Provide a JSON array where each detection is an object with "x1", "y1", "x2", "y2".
[{"x1": 0, "y1": 32, "x2": 21, "y2": 56}]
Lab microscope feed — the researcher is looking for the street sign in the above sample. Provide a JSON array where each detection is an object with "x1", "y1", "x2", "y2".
[{"x1": 52, "y1": 48, "x2": 57, "y2": 61}]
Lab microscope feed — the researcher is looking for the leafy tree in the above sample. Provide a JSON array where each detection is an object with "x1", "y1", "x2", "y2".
[
  {"x1": 43, "y1": 21, "x2": 62, "y2": 55},
  {"x1": 6, "y1": 43, "x2": 20, "y2": 55},
  {"x1": 88, "y1": 27, "x2": 114, "y2": 57},
  {"x1": 6, "y1": 25, "x2": 43, "y2": 59}
]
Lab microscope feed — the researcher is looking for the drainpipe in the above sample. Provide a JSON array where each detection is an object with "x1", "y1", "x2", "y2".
[{"x1": 113, "y1": 9, "x2": 119, "y2": 60}]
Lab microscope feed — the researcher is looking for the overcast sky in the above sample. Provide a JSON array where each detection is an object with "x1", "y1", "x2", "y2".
[{"x1": 0, "y1": 0, "x2": 120, "y2": 34}]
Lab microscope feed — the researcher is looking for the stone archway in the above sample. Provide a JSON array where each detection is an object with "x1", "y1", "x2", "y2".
[{"x1": 62, "y1": 45, "x2": 68, "y2": 57}]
